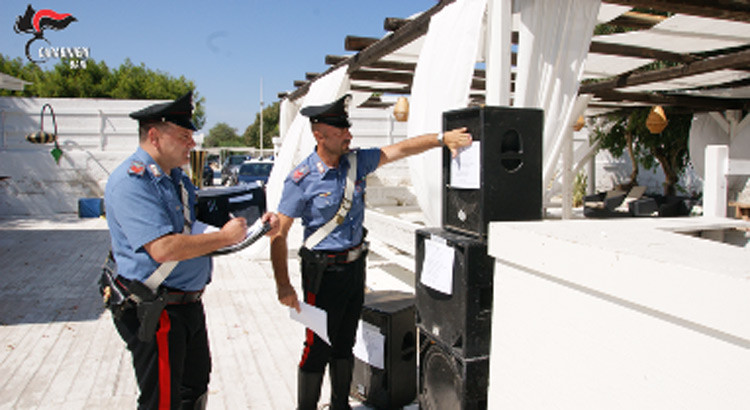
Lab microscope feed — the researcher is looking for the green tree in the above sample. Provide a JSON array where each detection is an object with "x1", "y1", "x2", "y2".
[
  {"x1": 242, "y1": 101, "x2": 279, "y2": 149},
  {"x1": 592, "y1": 107, "x2": 692, "y2": 196},
  {"x1": 204, "y1": 122, "x2": 243, "y2": 147},
  {"x1": 0, "y1": 54, "x2": 206, "y2": 129}
]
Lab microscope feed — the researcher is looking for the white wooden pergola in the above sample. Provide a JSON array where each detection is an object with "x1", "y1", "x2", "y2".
[{"x1": 274, "y1": 0, "x2": 750, "y2": 220}]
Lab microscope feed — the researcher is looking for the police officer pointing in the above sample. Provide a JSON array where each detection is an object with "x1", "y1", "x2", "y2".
[
  {"x1": 270, "y1": 95, "x2": 471, "y2": 410},
  {"x1": 105, "y1": 92, "x2": 278, "y2": 409}
]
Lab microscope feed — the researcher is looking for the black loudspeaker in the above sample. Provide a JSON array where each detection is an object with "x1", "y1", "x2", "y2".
[
  {"x1": 418, "y1": 330, "x2": 489, "y2": 410},
  {"x1": 443, "y1": 106, "x2": 543, "y2": 237},
  {"x1": 415, "y1": 228, "x2": 494, "y2": 358},
  {"x1": 351, "y1": 291, "x2": 417, "y2": 409},
  {"x1": 196, "y1": 184, "x2": 266, "y2": 227}
]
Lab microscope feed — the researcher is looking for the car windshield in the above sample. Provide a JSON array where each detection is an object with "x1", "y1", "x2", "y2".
[
  {"x1": 229, "y1": 156, "x2": 246, "y2": 165},
  {"x1": 239, "y1": 163, "x2": 273, "y2": 176}
]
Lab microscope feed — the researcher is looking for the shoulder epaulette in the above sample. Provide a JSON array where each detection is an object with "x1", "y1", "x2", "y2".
[
  {"x1": 291, "y1": 164, "x2": 310, "y2": 184},
  {"x1": 127, "y1": 160, "x2": 146, "y2": 176}
]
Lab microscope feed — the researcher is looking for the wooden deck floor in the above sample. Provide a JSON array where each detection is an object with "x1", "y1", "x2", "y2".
[{"x1": 0, "y1": 216, "x2": 416, "y2": 409}]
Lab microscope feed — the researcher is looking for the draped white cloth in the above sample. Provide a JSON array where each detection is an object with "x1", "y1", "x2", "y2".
[
  {"x1": 406, "y1": 0, "x2": 488, "y2": 226},
  {"x1": 512, "y1": 0, "x2": 601, "y2": 201},
  {"x1": 266, "y1": 66, "x2": 350, "y2": 212}
]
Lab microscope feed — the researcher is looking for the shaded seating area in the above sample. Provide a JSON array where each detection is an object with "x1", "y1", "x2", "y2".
[{"x1": 584, "y1": 186, "x2": 697, "y2": 218}]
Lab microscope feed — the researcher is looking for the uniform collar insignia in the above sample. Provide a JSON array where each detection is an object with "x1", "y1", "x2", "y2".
[
  {"x1": 148, "y1": 163, "x2": 162, "y2": 178},
  {"x1": 316, "y1": 161, "x2": 326, "y2": 174},
  {"x1": 128, "y1": 161, "x2": 145, "y2": 176}
]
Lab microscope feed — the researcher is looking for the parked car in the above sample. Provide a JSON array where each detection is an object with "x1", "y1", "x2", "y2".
[
  {"x1": 234, "y1": 160, "x2": 273, "y2": 187},
  {"x1": 220, "y1": 155, "x2": 249, "y2": 185}
]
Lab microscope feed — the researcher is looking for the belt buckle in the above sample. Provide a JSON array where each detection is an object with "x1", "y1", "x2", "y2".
[{"x1": 346, "y1": 247, "x2": 360, "y2": 263}]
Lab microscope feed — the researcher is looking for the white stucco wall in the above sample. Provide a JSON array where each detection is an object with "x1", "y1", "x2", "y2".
[{"x1": 486, "y1": 217, "x2": 750, "y2": 408}]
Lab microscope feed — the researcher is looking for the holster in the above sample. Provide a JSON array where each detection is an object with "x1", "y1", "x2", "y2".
[
  {"x1": 299, "y1": 247, "x2": 328, "y2": 294},
  {"x1": 128, "y1": 280, "x2": 169, "y2": 342},
  {"x1": 98, "y1": 251, "x2": 133, "y2": 319}
]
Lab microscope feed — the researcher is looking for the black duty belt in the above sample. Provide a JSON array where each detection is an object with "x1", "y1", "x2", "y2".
[
  {"x1": 318, "y1": 242, "x2": 368, "y2": 265},
  {"x1": 118, "y1": 276, "x2": 203, "y2": 305},
  {"x1": 165, "y1": 290, "x2": 204, "y2": 304}
]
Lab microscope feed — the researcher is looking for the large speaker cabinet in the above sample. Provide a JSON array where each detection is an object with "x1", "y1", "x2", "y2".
[
  {"x1": 351, "y1": 291, "x2": 417, "y2": 409},
  {"x1": 415, "y1": 228, "x2": 494, "y2": 358},
  {"x1": 418, "y1": 330, "x2": 489, "y2": 410},
  {"x1": 443, "y1": 106, "x2": 543, "y2": 237}
]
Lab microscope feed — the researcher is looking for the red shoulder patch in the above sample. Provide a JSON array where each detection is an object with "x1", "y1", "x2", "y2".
[
  {"x1": 291, "y1": 164, "x2": 310, "y2": 183},
  {"x1": 128, "y1": 161, "x2": 145, "y2": 176}
]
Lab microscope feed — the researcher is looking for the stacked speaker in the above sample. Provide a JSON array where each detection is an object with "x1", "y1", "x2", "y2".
[
  {"x1": 416, "y1": 106, "x2": 543, "y2": 409},
  {"x1": 351, "y1": 291, "x2": 417, "y2": 409}
]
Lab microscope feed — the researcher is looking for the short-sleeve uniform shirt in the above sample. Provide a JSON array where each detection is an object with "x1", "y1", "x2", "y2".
[
  {"x1": 278, "y1": 148, "x2": 381, "y2": 251},
  {"x1": 105, "y1": 147, "x2": 211, "y2": 291}
]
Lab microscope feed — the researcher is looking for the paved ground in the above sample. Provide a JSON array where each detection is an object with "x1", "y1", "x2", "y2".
[{"x1": 0, "y1": 215, "x2": 417, "y2": 409}]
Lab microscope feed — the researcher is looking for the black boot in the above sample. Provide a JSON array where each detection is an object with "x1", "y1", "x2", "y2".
[
  {"x1": 329, "y1": 358, "x2": 353, "y2": 410},
  {"x1": 298, "y1": 369, "x2": 324, "y2": 410},
  {"x1": 180, "y1": 390, "x2": 208, "y2": 409}
]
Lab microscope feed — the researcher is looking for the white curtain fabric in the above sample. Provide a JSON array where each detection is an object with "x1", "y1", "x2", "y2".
[
  {"x1": 512, "y1": 0, "x2": 601, "y2": 202},
  {"x1": 406, "y1": 0, "x2": 488, "y2": 226},
  {"x1": 266, "y1": 66, "x2": 350, "y2": 212},
  {"x1": 279, "y1": 98, "x2": 301, "y2": 143}
]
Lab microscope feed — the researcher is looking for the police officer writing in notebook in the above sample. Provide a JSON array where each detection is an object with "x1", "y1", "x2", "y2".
[
  {"x1": 270, "y1": 95, "x2": 471, "y2": 410},
  {"x1": 104, "y1": 92, "x2": 278, "y2": 409}
]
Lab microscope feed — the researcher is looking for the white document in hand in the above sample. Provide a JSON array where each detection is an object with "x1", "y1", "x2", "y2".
[
  {"x1": 289, "y1": 301, "x2": 330, "y2": 344},
  {"x1": 191, "y1": 218, "x2": 269, "y2": 255}
]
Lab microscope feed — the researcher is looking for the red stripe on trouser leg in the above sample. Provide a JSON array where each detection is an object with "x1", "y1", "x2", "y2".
[
  {"x1": 156, "y1": 310, "x2": 172, "y2": 409},
  {"x1": 299, "y1": 292, "x2": 316, "y2": 367}
]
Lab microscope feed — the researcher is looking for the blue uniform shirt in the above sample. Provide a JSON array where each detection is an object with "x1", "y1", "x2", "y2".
[
  {"x1": 105, "y1": 147, "x2": 212, "y2": 291},
  {"x1": 278, "y1": 148, "x2": 381, "y2": 251}
]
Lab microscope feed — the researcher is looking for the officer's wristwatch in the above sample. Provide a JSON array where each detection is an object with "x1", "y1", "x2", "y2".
[{"x1": 436, "y1": 132, "x2": 445, "y2": 146}]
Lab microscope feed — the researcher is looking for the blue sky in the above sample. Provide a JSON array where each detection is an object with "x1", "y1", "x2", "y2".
[{"x1": 0, "y1": 0, "x2": 436, "y2": 134}]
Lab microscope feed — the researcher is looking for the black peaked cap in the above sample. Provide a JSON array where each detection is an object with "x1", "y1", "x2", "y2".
[
  {"x1": 129, "y1": 91, "x2": 197, "y2": 131},
  {"x1": 300, "y1": 94, "x2": 351, "y2": 129}
]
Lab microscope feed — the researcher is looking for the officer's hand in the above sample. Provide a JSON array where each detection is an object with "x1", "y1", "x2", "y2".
[
  {"x1": 221, "y1": 217, "x2": 247, "y2": 245},
  {"x1": 444, "y1": 127, "x2": 472, "y2": 158},
  {"x1": 261, "y1": 212, "x2": 280, "y2": 237},
  {"x1": 277, "y1": 284, "x2": 300, "y2": 313}
]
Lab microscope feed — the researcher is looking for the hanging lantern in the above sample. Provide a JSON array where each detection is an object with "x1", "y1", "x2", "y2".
[
  {"x1": 25, "y1": 103, "x2": 63, "y2": 164},
  {"x1": 393, "y1": 96, "x2": 409, "y2": 122},
  {"x1": 572, "y1": 115, "x2": 585, "y2": 131},
  {"x1": 646, "y1": 105, "x2": 668, "y2": 134}
]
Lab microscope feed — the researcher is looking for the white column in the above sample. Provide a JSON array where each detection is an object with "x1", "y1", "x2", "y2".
[
  {"x1": 485, "y1": 0, "x2": 512, "y2": 106},
  {"x1": 703, "y1": 145, "x2": 729, "y2": 218},
  {"x1": 562, "y1": 126, "x2": 574, "y2": 219}
]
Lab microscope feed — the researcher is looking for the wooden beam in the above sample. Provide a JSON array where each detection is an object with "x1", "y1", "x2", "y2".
[
  {"x1": 384, "y1": 17, "x2": 409, "y2": 32},
  {"x1": 326, "y1": 55, "x2": 515, "y2": 79},
  {"x1": 590, "y1": 90, "x2": 750, "y2": 111},
  {"x1": 588, "y1": 41, "x2": 696, "y2": 64},
  {"x1": 349, "y1": 68, "x2": 488, "y2": 90},
  {"x1": 606, "y1": 11, "x2": 667, "y2": 30},
  {"x1": 580, "y1": 48, "x2": 750, "y2": 94},
  {"x1": 326, "y1": 55, "x2": 416, "y2": 72},
  {"x1": 345, "y1": 36, "x2": 379, "y2": 52},
  {"x1": 602, "y1": 0, "x2": 750, "y2": 23}
]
